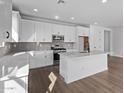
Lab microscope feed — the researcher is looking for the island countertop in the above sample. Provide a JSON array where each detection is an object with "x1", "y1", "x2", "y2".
[{"x1": 59, "y1": 51, "x2": 107, "y2": 58}]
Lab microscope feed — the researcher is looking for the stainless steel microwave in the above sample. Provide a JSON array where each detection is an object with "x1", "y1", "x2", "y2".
[{"x1": 52, "y1": 35, "x2": 64, "y2": 40}]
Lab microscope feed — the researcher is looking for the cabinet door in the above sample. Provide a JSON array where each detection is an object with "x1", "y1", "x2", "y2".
[
  {"x1": 52, "y1": 24, "x2": 65, "y2": 35},
  {"x1": 97, "y1": 30, "x2": 104, "y2": 51},
  {"x1": 64, "y1": 26, "x2": 76, "y2": 42},
  {"x1": 0, "y1": 76, "x2": 28, "y2": 93},
  {"x1": 20, "y1": 19, "x2": 35, "y2": 42},
  {"x1": 90, "y1": 25, "x2": 104, "y2": 51},
  {"x1": 0, "y1": 0, "x2": 12, "y2": 42},
  {"x1": 29, "y1": 51, "x2": 53, "y2": 69},
  {"x1": 35, "y1": 22, "x2": 52, "y2": 42},
  {"x1": 29, "y1": 52, "x2": 46, "y2": 69},
  {"x1": 35, "y1": 21, "x2": 45, "y2": 42},
  {"x1": 45, "y1": 51, "x2": 53, "y2": 66},
  {"x1": 69, "y1": 26, "x2": 76, "y2": 42},
  {"x1": 43, "y1": 23, "x2": 52, "y2": 42},
  {"x1": 63, "y1": 25, "x2": 69, "y2": 42}
]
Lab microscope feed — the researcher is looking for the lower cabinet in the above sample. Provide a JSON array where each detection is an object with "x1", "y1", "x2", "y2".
[
  {"x1": 0, "y1": 76, "x2": 28, "y2": 93},
  {"x1": 29, "y1": 51, "x2": 53, "y2": 69}
]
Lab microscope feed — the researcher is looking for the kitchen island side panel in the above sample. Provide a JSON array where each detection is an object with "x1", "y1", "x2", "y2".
[{"x1": 60, "y1": 53, "x2": 108, "y2": 84}]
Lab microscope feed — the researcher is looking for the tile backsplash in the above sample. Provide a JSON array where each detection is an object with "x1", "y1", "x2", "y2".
[{"x1": 6, "y1": 42, "x2": 75, "y2": 53}]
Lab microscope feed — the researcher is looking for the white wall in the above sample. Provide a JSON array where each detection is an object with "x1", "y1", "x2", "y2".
[
  {"x1": 0, "y1": 0, "x2": 12, "y2": 42},
  {"x1": 112, "y1": 27, "x2": 123, "y2": 57}
]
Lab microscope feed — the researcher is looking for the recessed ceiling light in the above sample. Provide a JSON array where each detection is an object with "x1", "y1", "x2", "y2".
[
  {"x1": 94, "y1": 22, "x2": 98, "y2": 25},
  {"x1": 55, "y1": 16, "x2": 59, "y2": 20},
  {"x1": 33, "y1": 9, "x2": 38, "y2": 12},
  {"x1": 70, "y1": 17, "x2": 75, "y2": 20},
  {"x1": 102, "y1": 0, "x2": 107, "y2": 3}
]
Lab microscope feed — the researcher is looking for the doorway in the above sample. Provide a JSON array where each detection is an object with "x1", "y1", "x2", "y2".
[
  {"x1": 104, "y1": 31, "x2": 111, "y2": 53},
  {"x1": 79, "y1": 36, "x2": 90, "y2": 52}
]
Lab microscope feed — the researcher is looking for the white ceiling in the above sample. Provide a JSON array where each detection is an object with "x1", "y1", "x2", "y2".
[{"x1": 12, "y1": 0, "x2": 123, "y2": 27}]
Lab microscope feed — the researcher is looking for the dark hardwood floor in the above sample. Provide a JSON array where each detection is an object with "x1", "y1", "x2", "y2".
[{"x1": 28, "y1": 56, "x2": 123, "y2": 93}]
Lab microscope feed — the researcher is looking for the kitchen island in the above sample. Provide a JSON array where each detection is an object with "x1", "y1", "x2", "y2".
[{"x1": 59, "y1": 51, "x2": 108, "y2": 84}]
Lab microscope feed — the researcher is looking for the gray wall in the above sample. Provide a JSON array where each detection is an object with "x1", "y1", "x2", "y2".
[{"x1": 112, "y1": 27, "x2": 123, "y2": 57}]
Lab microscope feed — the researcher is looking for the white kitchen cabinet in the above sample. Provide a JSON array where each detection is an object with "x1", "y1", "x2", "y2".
[
  {"x1": 89, "y1": 25, "x2": 104, "y2": 51},
  {"x1": 52, "y1": 24, "x2": 65, "y2": 35},
  {"x1": 69, "y1": 26, "x2": 76, "y2": 42},
  {"x1": 52, "y1": 24, "x2": 76, "y2": 42},
  {"x1": 35, "y1": 22, "x2": 52, "y2": 42},
  {"x1": 0, "y1": 0, "x2": 12, "y2": 42},
  {"x1": 0, "y1": 76, "x2": 28, "y2": 93},
  {"x1": 64, "y1": 26, "x2": 76, "y2": 42},
  {"x1": 44, "y1": 23, "x2": 52, "y2": 42},
  {"x1": 12, "y1": 11, "x2": 21, "y2": 42},
  {"x1": 45, "y1": 51, "x2": 53, "y2": 66},
  {"x1": 29, "y1": 51, "x2": 53, "y2": 69},
  {"x1": 20, "y1": 19, "x2": 35, "y2": 42},
  {"x1": 77, "y1": 26, "x2": 89, "y2": 36},
  {"x1": 19, "y1": 19, "x2": 76, "y2": 42}
]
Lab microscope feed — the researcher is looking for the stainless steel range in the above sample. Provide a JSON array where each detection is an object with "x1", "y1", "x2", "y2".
[
  {"x1": 51, "y1": 47, "x2": 66, "y2": 65},
  {"x1": 52, "y1": 35, "x2": 66, "y2": 65}
]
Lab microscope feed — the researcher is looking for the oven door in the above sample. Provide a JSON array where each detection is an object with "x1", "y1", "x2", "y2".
[{"x1": 54, "y1": 53, "x2": 60, "y2": 65}]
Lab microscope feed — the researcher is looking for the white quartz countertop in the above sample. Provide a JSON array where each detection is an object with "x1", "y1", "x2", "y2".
[{"x1": 60, "y1": 51, "x2": 107, "y2": 58}]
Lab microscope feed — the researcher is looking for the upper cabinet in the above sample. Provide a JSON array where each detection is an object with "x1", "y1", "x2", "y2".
[
  {"x1": 52, "y1": 24, "x2": 65, "y2": 35},
  {"x1": 64, "y1": 26, "x2": 76, "y2": 42},
  {"x1": 20, "y1": 19, "x2": 35, "y2": 42},
  {"x1": 89, "y1": 25, "x2": 104, "y2": 51},
  {"x1": 35, "y1": 21, "x2": 52, "y2": 42},
  {"x1": 77, "y1": 26, "x2": 89, "y2": 36},
  {"x1": 20, "y1": 19, "x2": 52, "y2": 42},
  {"x1": 0, "y1": 0, "x2": 12, "y2": 42},
  {"x1": 52, "y1": 24, "x2": 76, "y2": 42},
  {"x1": 19, "y1": 19, "x2": 76, "y2": 42},
  {"x1": 12, "y1": 11, "x2": 21, "y2": 42}
]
